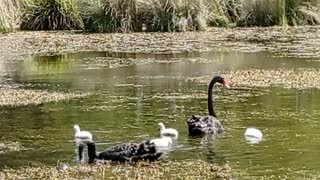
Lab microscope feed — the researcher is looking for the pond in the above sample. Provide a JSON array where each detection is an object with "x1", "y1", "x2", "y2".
[{"x1": 1, "y1": 51, "x2": 320, "y2": 179}]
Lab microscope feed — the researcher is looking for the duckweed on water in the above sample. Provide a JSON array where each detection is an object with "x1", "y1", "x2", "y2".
[
  {"x1": 0, "y1": 141, "x2": 23, "y2": 154},
  {"x1": 1, "y1": 26, "x2": 320, "y2": 58},
  {"x1": 0, "y1": 160, "x2": 232, "y2": 179},
  {"x1": 0, "y1": 85, "x2": 88, "y2": 106},
  {"x1": 195, "y1": 68, "x2": 320, "y2": 90}
]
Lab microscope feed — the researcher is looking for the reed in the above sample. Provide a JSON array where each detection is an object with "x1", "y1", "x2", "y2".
[
  {"x1": 0, "y1": 0, "x2": 24, "y2": 32},
  {"x1": 21, "y1": 0, "x2": 84, "y2": 30},
  {"x1": 238, "y1": 0, "x2": 320, "y2": 27}
]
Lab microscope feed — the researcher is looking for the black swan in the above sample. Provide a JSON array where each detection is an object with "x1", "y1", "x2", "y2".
[
  {"x1": 187, "y1": 76, "x2": 229, "y2": 136},
  {"x1": 80, "y1": 140, "x2": 163, "y2": 163}
]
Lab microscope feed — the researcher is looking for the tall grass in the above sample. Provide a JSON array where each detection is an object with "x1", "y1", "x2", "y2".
[
  {"x1": 238, "y1": 0, "x2": 320, "y2": 27},
  {"x1": 1, "y1": 0, "x2": 320, "y2": 32},
  {"x1": 81, "y1": 0, "x2": 210, "y2": 32},
  {"x1": 21, "y1": 0, "x2": 83, "y2": 30},
  {"x1": 0, "y1": 0, "x2": 24, "y2": 32},
  {"x1": 80, "y1": 0, "x2": 136, "y2": 33}
]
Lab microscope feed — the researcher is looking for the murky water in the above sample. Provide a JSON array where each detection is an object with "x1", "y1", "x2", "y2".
[{"x1": 1, "y1": 51, "x2": 320, "y2": 178}]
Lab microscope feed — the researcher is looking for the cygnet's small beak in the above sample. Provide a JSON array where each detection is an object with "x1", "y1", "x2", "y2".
[{"x1": 223, "y1": 80, "x2": 230, "y2": 89}]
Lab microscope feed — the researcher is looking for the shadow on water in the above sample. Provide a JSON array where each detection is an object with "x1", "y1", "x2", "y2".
[{"x1": 1, "y1": 51, "x2": 320, "y2": 178}]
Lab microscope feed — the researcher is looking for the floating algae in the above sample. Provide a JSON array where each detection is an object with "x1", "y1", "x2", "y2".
[
  {"x1": 195, "y1": 68, "x2": 320, "y2": 90},
  {"x1": 0, "y1": 160, "x2": 232, "y2": 180},
  {"x1": 0, "y1": 141, "x2": 23, "y2": 154},
  {"x1": 1, "y1": 26, "x2": 320, "y2": 58},
  {"x1": 0, "y1": 85, "x2": 88, "y2": 107}
]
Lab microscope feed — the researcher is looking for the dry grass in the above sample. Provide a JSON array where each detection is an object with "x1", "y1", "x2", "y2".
[
  {"x1": 21, "y1": 0, "x2": 83, "y2": 30},
  {"x1": 0, "y1": 0, "x2": 24, "y2": 32},
  {"x1": 0, "y1": 160, "x2": 232, "y2": 179},
  {"x1": 238, "y1": 0, "x2": 320, "y2": 26},
  {"x1": 80, "y1": 0, "x2": 211, "y2": 32}
]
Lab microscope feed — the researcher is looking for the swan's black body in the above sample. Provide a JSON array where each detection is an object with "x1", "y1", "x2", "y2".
[
  {"x1": 84, "y1": 140, "x2": 162, "y2": 163},
  {"x1": 187, "y1": 76, "x2": 227, "y2": 136}
]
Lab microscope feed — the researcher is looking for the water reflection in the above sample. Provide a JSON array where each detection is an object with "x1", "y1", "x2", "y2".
[{"x1": 0, "y1": 51, "x2": 320, "y2": 178}]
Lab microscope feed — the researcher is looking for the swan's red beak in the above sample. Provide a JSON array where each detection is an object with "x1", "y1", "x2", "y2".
[{"x1": 222, "y1": 80, "x2": 230, "y2": 89}]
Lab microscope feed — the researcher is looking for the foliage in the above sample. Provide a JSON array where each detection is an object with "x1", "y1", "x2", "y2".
[
  {"x1": 0, "y1": 0, "x2": 24, "y2": 32},
  {"x1": 82, "y1": 0, "x2": 136, "y2": 33},
  {"x1": 21, "y1": 0, "x2": 83, "y2": 30},
  {"x1": 237, "y1": 0, "x2": 320, "y2": 27},
  {"x1": 2, "y1": 0, "x2": 320, "y2": 32}
]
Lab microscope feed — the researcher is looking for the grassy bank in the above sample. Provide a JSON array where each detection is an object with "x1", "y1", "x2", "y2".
[
  {"x1": 0, "y1": 160, "x2": 232, "y2": 179},
  {"x1": 1, "y1": 0, "x2": 320, "y2": 32}
]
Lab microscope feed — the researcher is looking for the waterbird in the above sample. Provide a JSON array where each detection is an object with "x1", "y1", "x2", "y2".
[
  {"x1": 150, "y1": 136, "x2": 173, "y2": 151},
  {"x1": 74, "y1": 124, "x2": 92, "y2": 141},
  {"x1": 158, "y1": 122, "x2": 178, "y2": 139},
  {"x1": 244, "y1": 127, "x2": 263, "y2": 144},
  {"x1": 74, "y1": 124, "x2": 92, "y2": 162},
  {"x1": 82, "y1": 140, "x2": 162, "y2": 163},
  {"x1": 187, "y1": 76, "x2": 229, "y2": 136}
]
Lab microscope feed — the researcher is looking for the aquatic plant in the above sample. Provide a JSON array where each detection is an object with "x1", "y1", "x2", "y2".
[
  {"x1": 0, "y1": 85, "x2": 88, "y2": 107},
  {"x1": 0, "y1": 141, "x2": 23, "y2": 154},
  {"x1": 21, "y1": 0, "x2": 83, "y2": 30},
  {"x1": 0, "y1": 160, "x2": 232, "y2": 179}
]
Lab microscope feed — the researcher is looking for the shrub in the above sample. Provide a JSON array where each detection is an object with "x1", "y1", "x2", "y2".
[
  {"x1": 0, "y1": 0, "x2": 24, "y2": 32},
  {"x1": 21, "y1": 0, "x2": 83, "y2": 30}
]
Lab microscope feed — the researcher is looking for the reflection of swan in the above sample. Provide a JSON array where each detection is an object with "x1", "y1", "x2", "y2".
[
  {"x1": 158, "y1": 122, "x2": 178, "y2": 139},
  {"x1": 186, "y1": 135, "x2": 226, "y2": 164},
  {"x1": 244, "y1": 128, "x2": 263, "y2": 144},
  {"x1": 187, "y1": 76, "x2": 229, "y2": 136},
  {"x1": 83, "y1": 140, "x2": 162, "y2": 163}
]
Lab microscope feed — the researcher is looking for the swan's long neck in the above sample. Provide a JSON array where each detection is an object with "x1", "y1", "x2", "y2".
[
  {"x1": 208, "y1": 77, "x2": 217, "y2": 117},
  {"x1": 87, "y1": 141, "x2": 97, "y2": 163},
  {"x1": 74, "y1": 125, "x2": 80, "y2": 134},
  {"x1": 159, "y1": 123, "x2": 165, "y2": 132}
]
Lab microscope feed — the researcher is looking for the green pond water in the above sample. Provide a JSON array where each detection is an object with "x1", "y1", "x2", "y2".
[{"x1": 1, "y1": 51, "x2": 320, "y2": 179}]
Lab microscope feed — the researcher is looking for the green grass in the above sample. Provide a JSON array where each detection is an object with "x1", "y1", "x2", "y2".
[
  {"x1": 0, "y1": 0, "x2": 24, "y2": 32},
  {"x1": 237, "y1": 0, "x2": 320, "y2": 27},
  {"x1": 80, "y1": 0, "x2": 136, "y2": 33},
  {"x1": 1, "y1": 0, "x2": 320, "y2": 32},
  {"x1": 21, "y1": 0, "x2": 83, "y2": 30},
  {"x1": 0, "y1": 160, "x2": 233, "y2": 179}
]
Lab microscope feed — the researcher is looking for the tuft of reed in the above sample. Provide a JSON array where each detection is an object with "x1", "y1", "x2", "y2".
[
  {"x1": 81, "y1": 0, "x2": 137, "y2": 33},
  {"x1": 21, "y1": 0, "x2": 84, "y2": 30},
  {"x1": 238, "y1": 0, "x2": 320, "y2": 27},
  {"x1": 81, "y1": 0, "x2": 210, "y2": 33},
  {"x1": 136, "y1": 0, "x2": 211, "y2": 32},
  {"x1": 0, "y1": 0, "x2": 24, "y2": 32}
]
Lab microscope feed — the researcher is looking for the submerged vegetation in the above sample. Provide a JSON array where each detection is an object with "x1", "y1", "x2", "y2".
[
  {"x1": 0, "y1": 85, "x2": 88, "y2": 107},
  {"x1": 194, "y1": 68, "x2": 320, "y2": 90},
  {"x1": 0, "y1": 141, "x2": 23, "y2": 154},
  {"x1": 0, "y1": 160, "x2": 232, "y2": 179},
  {"x1": 1, "y1": 0, "x2": 320, "y2": 32}
]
